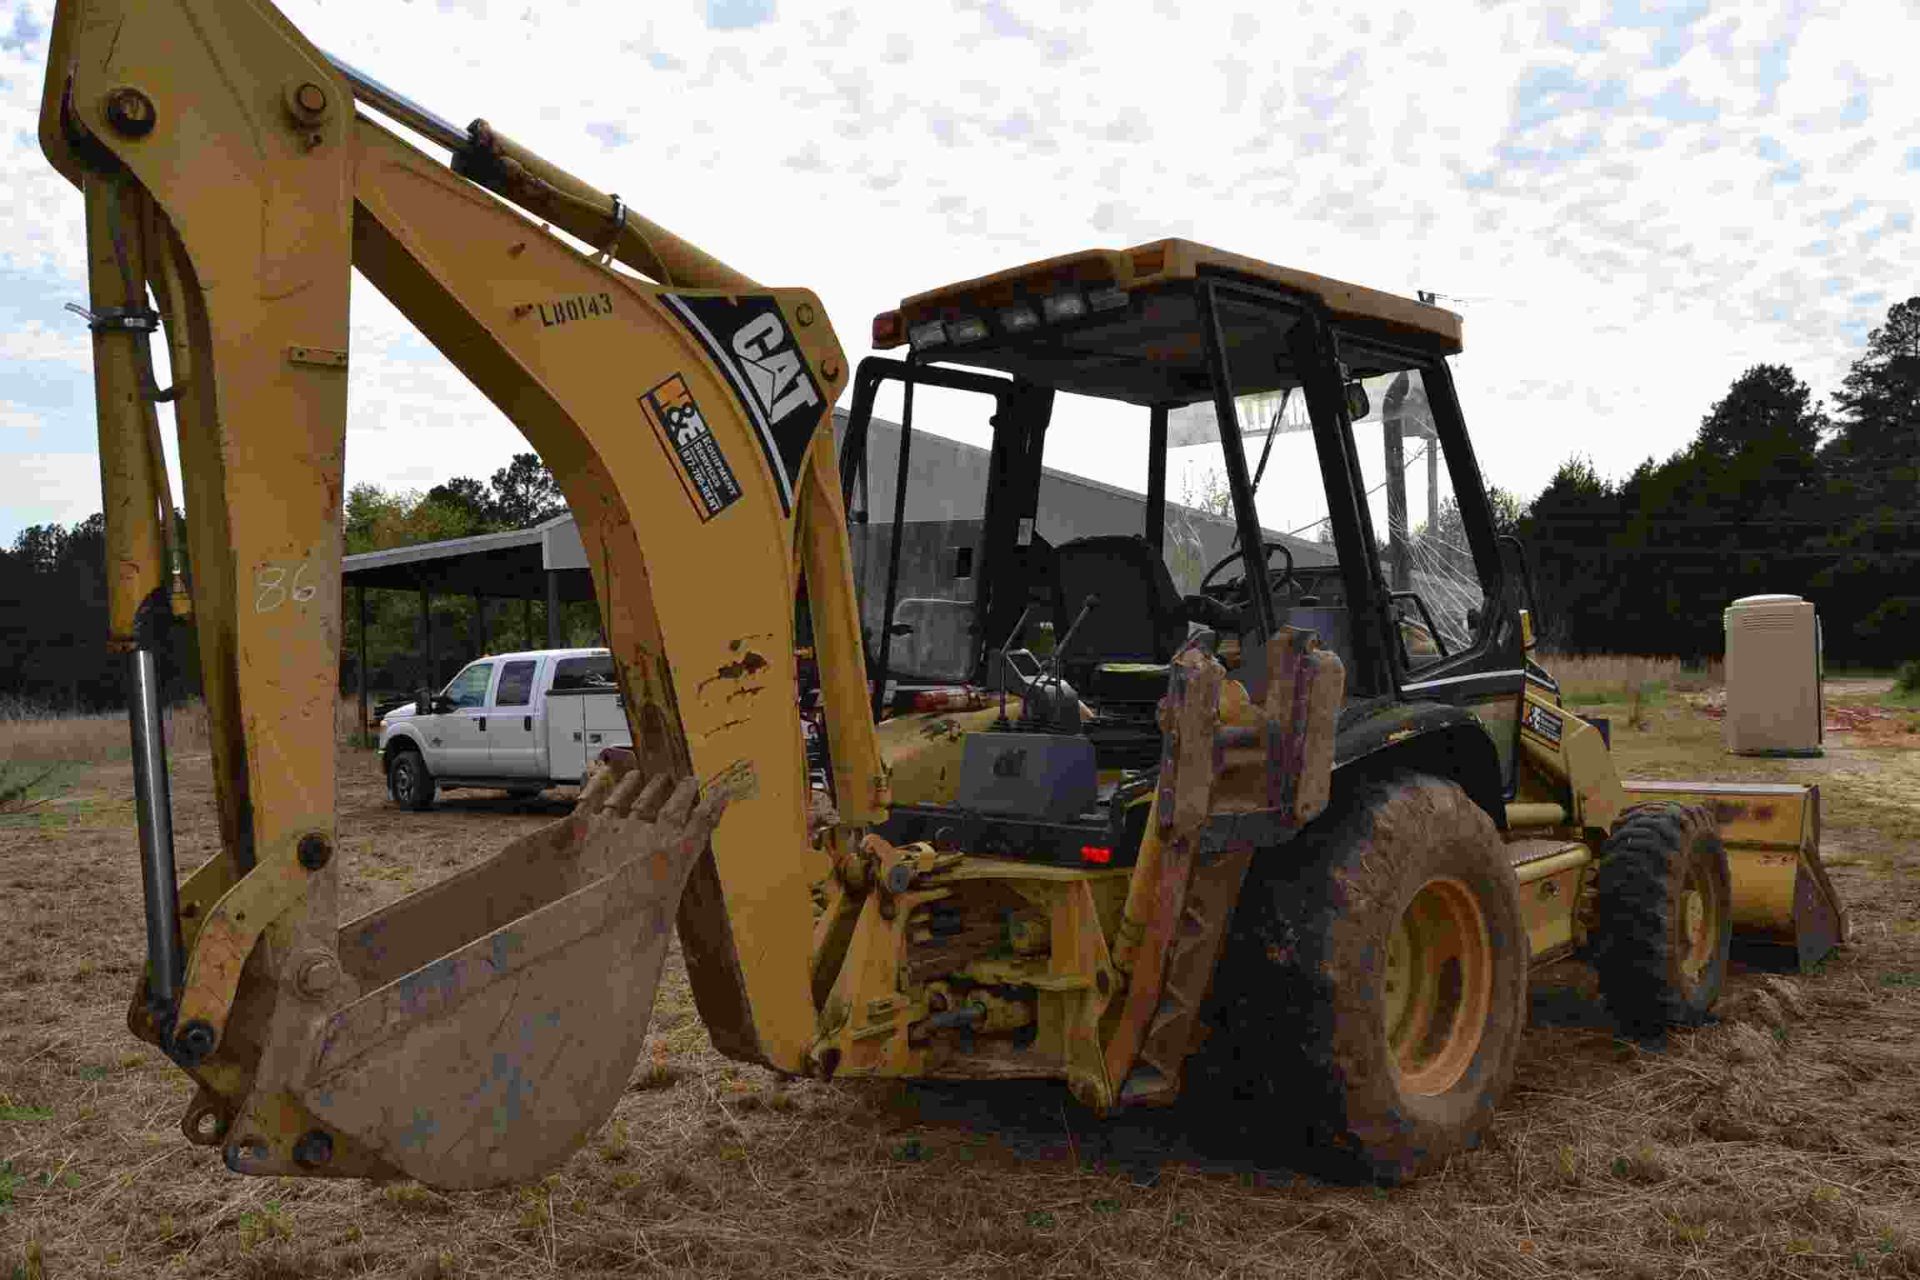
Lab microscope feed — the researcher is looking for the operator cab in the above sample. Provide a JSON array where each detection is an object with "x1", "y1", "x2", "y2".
[{"x1": 839, "y1": 239, "x2": 1529, "y2": 867}]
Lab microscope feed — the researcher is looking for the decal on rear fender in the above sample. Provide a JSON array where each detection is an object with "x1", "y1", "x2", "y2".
[
  {"x1": 659, "y1": 294, "x2": 826, "y2": 515},
  {"x1": 640, "y1": 374, "x2": 741, "y2": 521},
  {"x1": 1523, "y1": 702, "x2": 1564, "y2": 746}
]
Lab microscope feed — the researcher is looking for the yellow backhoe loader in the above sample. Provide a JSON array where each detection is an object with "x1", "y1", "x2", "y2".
[{"x1": 42, "y1": 0, "x2": 1844, "y2": 1189}]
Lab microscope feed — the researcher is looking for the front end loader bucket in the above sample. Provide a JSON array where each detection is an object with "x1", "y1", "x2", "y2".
[{"x1": 1623, "y1": 781, "x2": 1845, "y2": 971}]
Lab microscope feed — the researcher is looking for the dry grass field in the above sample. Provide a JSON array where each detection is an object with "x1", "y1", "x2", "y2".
[{"x1": 1, "y1": 673, "x2": 1917, "y2": 1278}]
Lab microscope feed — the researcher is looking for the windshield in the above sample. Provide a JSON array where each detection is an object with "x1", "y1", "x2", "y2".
[
  {"x1": 442, "y1": 662, "x2": 493, "y2": 708},
  {"x1": 1350, "y1": 364, "x2": 1484, "y2": 656},
  {"x1": 1164, "y1": 355, "x2": 1485, "y2": 658},
  {"x1": 1162, "y1": 387, "x2": 1333, "y2": 593}
]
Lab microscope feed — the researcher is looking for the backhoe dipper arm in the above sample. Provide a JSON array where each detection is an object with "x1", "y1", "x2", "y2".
[{"x1": 41, "y1": 0, "x2": 883, "y2": 1189}]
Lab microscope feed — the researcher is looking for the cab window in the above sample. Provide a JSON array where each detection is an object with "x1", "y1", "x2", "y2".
[
  {"x1": 1348, "y1": 362, "x2": 1491, "y2": 674},
  {"x1": 495, "y1": 659, "x2": 538, "y2": 707},
  {"x1": 552, "y1": 655, "x2": 616, "y2": 690},
  {"x1": 443, "y1": 662, "x2": 494, "y2": 708}
]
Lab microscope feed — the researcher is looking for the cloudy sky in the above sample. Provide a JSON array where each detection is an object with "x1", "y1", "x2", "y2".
[{"x1": 2, "y1": 0, "x2": 1915, "y2": 543}]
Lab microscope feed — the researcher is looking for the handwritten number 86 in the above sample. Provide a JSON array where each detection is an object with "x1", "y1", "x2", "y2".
[{"x1": 255, "y1": 561, "x2": 317, "y2": 613}]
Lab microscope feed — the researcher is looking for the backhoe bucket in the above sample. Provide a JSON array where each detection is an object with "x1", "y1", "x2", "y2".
[
  {"x1": 1623, "y1": 781, "x2": 1845, "y2": 971},
  {"x1": 296, "y1": 765, "x2": 725, "y2": 1189}
]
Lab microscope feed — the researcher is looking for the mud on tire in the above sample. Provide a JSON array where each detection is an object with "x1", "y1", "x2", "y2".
[
  {"x1": 1592, "y1": 802, "x2": 1730, "y2": 1035},
  {"x1": 1188, "y1": 771, "x2": 1529, "y2": 1184}
]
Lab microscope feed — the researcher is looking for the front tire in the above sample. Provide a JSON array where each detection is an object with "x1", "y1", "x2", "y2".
[
  {"x1": 1593, "y1": 802, "x2": 1730, "y2": 1034},
  {"x1": 1192, "y1": 772, "x2": 1529, "y2": 1183},
  {"x1": 387, "y1": 748, "x2": 435, "y2": 812}
]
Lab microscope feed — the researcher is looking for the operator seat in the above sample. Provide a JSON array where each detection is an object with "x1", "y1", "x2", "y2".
[{"x1": 1051, "y1": 535, "x2": 1189, "y2": 705}]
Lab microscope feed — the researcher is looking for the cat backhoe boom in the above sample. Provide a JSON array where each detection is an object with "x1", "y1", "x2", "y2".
[{"x1": 43, "y1": 0, "x2": 885, "y2": 1188}]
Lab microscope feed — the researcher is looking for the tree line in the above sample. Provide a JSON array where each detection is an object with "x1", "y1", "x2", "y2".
[
  {"x1": 1518, "y1": 297, "x2": 1919, "y2": 662},
  {"x1": 0, "y1": 453, "x2": 583, "y2": 711},
  {"x1": 2, "y1": 297, "x2": 1915, "y2": 710}
]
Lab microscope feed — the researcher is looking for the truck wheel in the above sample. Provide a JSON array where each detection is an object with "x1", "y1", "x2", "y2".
[
  {"x1": 1191, "y1": 772, "x2": 1529, "y2": 1184},
  {"x1": 1593, "y1": 802, "x2": 1730, "y2": 1034},
  {"x1": 387, "y1": 748, "x2": 435, "y2": 812}
]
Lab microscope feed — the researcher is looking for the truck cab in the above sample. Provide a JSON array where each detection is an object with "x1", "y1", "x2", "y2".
[{"x1": 377, "y1": 646, "x2": 630, "y2": 809}]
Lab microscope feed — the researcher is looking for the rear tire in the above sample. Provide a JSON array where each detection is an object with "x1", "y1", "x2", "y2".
[
  {"x1": 387, "y1": 747, "x2": 435, "y2": 812},
  {"x1": 1190, "y1": 771, "x2": 1529, "y2": 1183},
  {"x1": 1593, "y1": 802, "x2": 1730, "y2": 1034}
]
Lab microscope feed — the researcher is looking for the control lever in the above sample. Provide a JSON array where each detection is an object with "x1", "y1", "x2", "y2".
[
  {"x1": 1038, "y1": 593, "x2": 1099, "y2": 724},
  {"x1": 1052, "y1": 593, "x2": 1099, "y2": 681},
  {"x1": 995, "y1": 603, "x2": 1033, "y2": 728}
]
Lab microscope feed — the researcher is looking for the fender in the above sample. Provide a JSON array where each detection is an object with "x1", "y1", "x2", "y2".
[
  {"x1": 379, "y1": 724, "x2": 427, "y2": 760},
  {"x1": 1334, "y1": 698, "x2": 1507, "y2": 829}
]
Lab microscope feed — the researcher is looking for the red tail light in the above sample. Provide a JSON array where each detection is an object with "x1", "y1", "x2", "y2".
[{"x1": 911, "y1": 686, "x2": 988, "y2": 713}]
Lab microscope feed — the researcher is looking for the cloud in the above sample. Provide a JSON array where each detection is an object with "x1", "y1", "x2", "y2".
[
  {"x1": 584, "y1": 121, "x2": 632, "y2": 148},
  {"x1": 0, "y1": 400, "x2": 45, "y2": 438},
  {"x1": 1, "y1": 6, "x2": 42, "y2": 53},
  {"x1": 4, "y1": 452, "x2": 100, "y2": 536},
  {"x1": 0, "y1": 0, "x2": 1911, "y2": 545},
  {"x1": 0, "y1": 318, "x2": 89, "y2": 367}
]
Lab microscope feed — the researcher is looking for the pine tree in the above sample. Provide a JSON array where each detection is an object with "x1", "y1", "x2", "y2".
[
  {"x1": 488, "y1": 452, "x2": 566, "y2": 528},
  {"x1": 1826, "y1": 298, "x2": 1920, "y2": 498},
  {"x1": 1814, "y1": 299, "x2": 1920, "y2": 662},
  {"x1": 1691, "y1": 364, "x2": 1825, "y2": 512}
]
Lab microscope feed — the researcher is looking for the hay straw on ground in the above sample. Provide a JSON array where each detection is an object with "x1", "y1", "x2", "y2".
[
  {"x1": 1538, "y1": 653, "x2": 1724, "y2": 703},
  {"x1": 0, "y1": 696, "x2": 369, "y2": 765},
  {"x1": 1, "y1": 688, "x2": 1916, "y2": 1278}
]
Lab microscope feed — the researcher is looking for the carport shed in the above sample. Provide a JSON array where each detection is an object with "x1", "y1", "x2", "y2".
[{"x1": 340, "y1": 514, "x2": 599, "y2": 734}]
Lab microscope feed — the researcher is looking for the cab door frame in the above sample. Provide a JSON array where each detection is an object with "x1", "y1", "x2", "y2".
[
  {"x1": 838, "y1": 356, "x2": 1053, "y2": 720},
  {"x1": 1201, "y1": 272, "x2": 1527, "y2": 801},
  {"x1": 434, "y1": 658, "x2": 498, "y2": 775},
  {"x1": 1328, "y1": 333, "x2": 1528, "y2": 796},
  {"x1": 487, "y1": 655, "x2": 545, "y2": 778}
]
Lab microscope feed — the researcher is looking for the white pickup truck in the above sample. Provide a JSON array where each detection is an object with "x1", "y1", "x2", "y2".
[{"x1": 377, "y1": 647, "x2": 632, "y2": 810}]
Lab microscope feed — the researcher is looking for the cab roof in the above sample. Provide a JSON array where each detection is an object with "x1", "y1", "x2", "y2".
[
  {"x1": 469, "y1": 647, "x2": 609, "y2": 665},
  {"x1": 871, "y1": 238, "x2": 1463, "y2": 407}
]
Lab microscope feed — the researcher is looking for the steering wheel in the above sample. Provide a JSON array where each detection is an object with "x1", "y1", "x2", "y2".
[{"x1": 1200, "y1": 539, "x2": 1296, "y2": 601}]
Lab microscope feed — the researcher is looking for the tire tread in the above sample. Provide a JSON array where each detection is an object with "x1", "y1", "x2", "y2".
[
  {"x1": 1189, "y1": 771, "x2": 1528, "y2": 1183},
  {"x1": 1593, "y1": 802, "x2": 1730, "y2": 1033}
]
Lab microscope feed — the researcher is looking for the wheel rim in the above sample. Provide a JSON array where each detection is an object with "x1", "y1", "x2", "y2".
[
  {"x1": 394, "y1": 760, "x2": 415, "y2": 802},
  {"x1": 1676, "y1": 861, "x2": 1718, "y2": 983},
  {"x1": 1384, "y1": 876, "x2": 1494, "y2": 1097}
]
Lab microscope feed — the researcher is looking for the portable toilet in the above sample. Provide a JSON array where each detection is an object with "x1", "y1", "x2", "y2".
[{"x1": 1723, "y1": 594, "x2": 1822, "y2": 756}]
